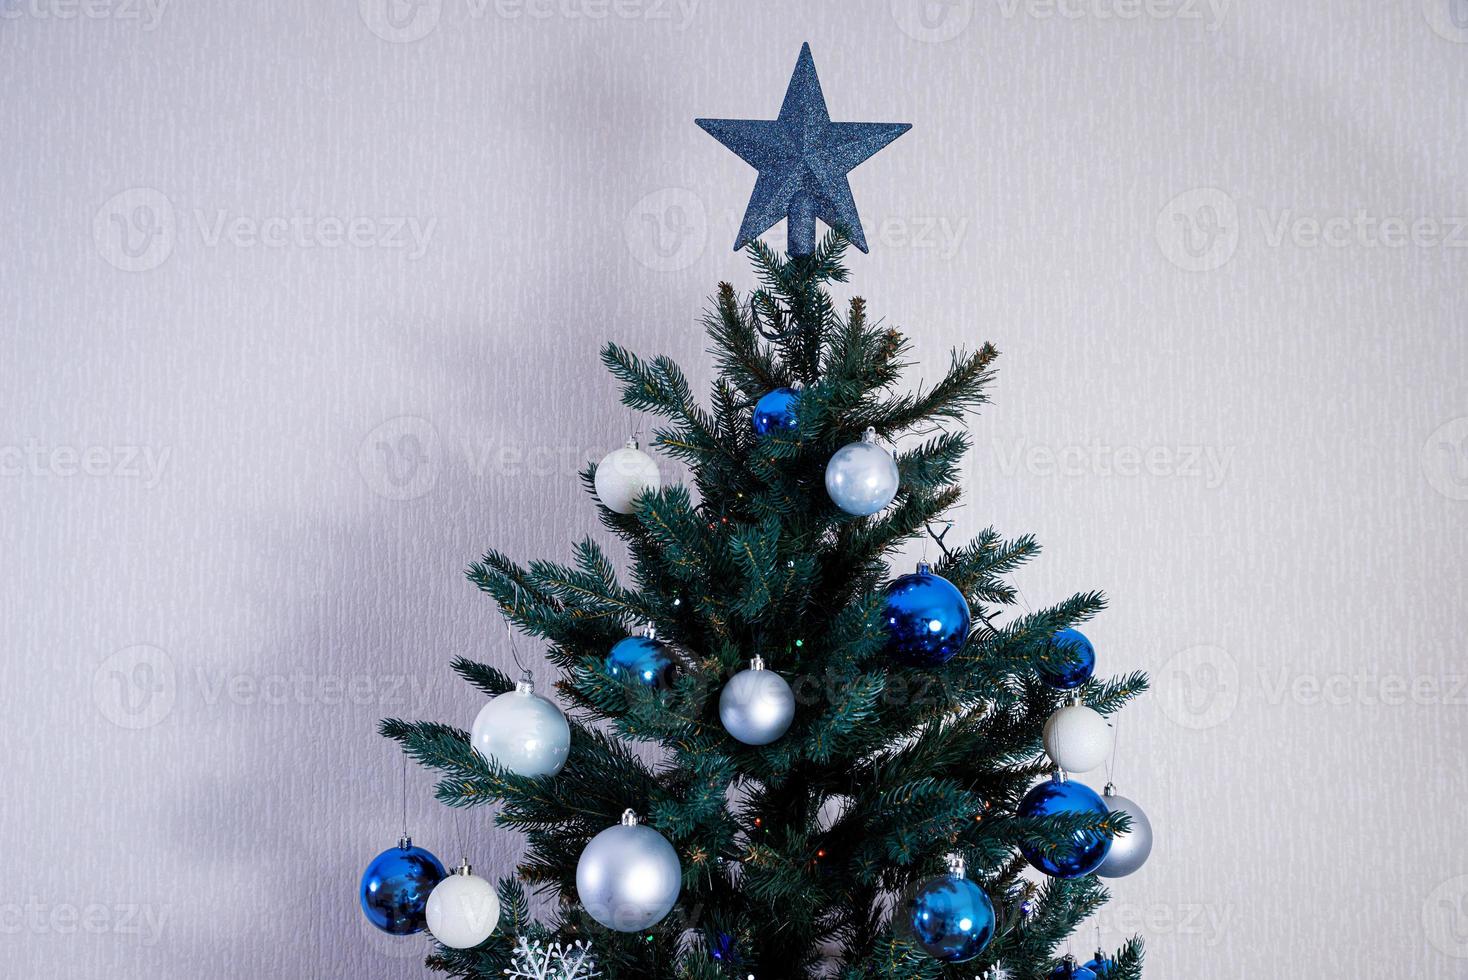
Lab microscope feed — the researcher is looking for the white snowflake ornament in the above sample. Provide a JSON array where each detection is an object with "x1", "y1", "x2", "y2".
[{"x1": 503, "y1": 937, "x2": 601, "y2": 980}]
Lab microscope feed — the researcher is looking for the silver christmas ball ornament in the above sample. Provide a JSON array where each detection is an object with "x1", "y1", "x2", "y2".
[
  {"x1": 575, "y1": 809, "x2": 682, "y2": 932},
  {"x1": 471, "y1": 671, "x2": 571, "y2": 777},
  {"x1": 1095, "y1": 783, "x2": 1153, "y2": 878},
  {"x1": 718, "y1": 656, "x2": 796, "y2": 745},
  {"x1": 825, "y1": 427, "x2": 899, "y2": 516}
]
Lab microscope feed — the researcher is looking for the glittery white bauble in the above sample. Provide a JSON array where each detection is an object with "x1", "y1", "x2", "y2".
[
  {"x1": 471, "y1": 675, "x2": 570, "y2": 777},
  {"x1": 1095, "y1": 787, "x2": 1153, "y2": 878},
  {"x1": 718, "y1": 658, "x2": 795, "y2": 745},
  {"x1": 593, "y1": 441, "x2": 661, "y2": 515},
  {"x1": 824, "y1": 428, "x2": 899, "y2": 516},
  {"x1": 425, "y1": 865, "x2": 499, "y2": 949},
  {"x1": 1042, "y1": 704, "x2": 1112, "y2": 774},
  {"x1": 575, "y1": 811, "x2": 681, "y2": 932}
]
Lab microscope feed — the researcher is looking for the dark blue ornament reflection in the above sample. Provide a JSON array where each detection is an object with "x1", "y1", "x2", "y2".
[
  {"x1": 1018, "y1": 776, "x2": 1112, "y2": 878},
  {"x1": 1048, "y1": 959, "x2": 1098, "y2": 980},
  {"x1": 906, "y1": 874, "x2": 995, "y2": 963},
  {"x1": 1085, "y1": 952, "x2": 1117, "y2": 978},
  {"x1": 752, "y1": 388, "x2": 800, "y2": 436},
  {"x1": 360, "y1": 838, "x2": 446, "y2": 935},
  {"x1": 708, "y1": 932, "x2": 741, "y2": 964},
  {"x1": 606, "y1": 636, "x2": 676, "y2": 688},
  {"x1": 1037, "y1": 628, "x2": 1095, "y2": 689},
  {"x1": 881, "y1": 564, "x2": 971, "y2": 667}
]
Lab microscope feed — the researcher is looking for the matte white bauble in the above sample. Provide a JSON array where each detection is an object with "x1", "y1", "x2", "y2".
[
  {"x1": 425, "y1": 862, "x2": 500, "y2": 949},
  {"x1": 824, "y1": 427, "x2": 899, "y2": 516},
  {"x1": 471, "y1": 673, "x2": 571, "y2": 777},
  {"x1": 1042, "y1": 704, "x2": 1112, "y2": 774},
  {"x1": 594, "y1": 439, "x2": 661, "y2": 515}
]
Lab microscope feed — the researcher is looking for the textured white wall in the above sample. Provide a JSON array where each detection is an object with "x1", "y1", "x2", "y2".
[{"x1": 3, "y1": 0, "x2": 1467, "y2": 976}]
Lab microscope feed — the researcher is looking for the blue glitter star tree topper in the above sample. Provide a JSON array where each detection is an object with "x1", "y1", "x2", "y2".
[{"x1": 696, "y1": 43, "x2": 910, "y2": 257}]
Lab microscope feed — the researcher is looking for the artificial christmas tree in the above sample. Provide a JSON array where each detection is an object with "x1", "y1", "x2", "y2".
[{"x1": 378, "y1": 43, "x2": 1149, "y2": 980}]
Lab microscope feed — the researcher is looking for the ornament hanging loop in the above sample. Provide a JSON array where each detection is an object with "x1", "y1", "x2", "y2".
[
  {"x1": 945, "y1": 852, "x2": 966, "y2": 878},
  {"x1": 619, "y1": 808, "x2": 640, "y2": 827}
]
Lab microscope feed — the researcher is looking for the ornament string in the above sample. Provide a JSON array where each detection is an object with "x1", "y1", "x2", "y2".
[
  {"x1": 400, "y1": 752, "x2": 408, "y2": 841},
  {"x1": 505, "y1": 582, "x2": 529, "y2": 677}
]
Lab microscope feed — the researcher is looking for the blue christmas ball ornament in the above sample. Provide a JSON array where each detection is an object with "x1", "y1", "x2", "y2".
[
  {"x1": 881, "y1": 562, "x2": 971, "y2": 667},
  {"x1": 1017, "y1": 775, "x2": 1112, "y2": 878},
  {"x1": 1085, "y1": 951, "x2": 1117, "y2": 978},
  {"x1": 1048, "y1": 956, "x2": 1098, "y2": 979},
  {"x1": 360, "y1": 837, "x2": 446, "y2": 935},
  {"x1": 605, "y1": 629, "x2": 676, "y2": 689},
  {"x1": 1037, "y1": 629, "x2": 1096, "y2": 689},
  {"x1": 752, "y1": 387, "x2": 800, "y2": 436},
  {"x1": 905, "y1": 855, "x2": 995, "y2": 963}
]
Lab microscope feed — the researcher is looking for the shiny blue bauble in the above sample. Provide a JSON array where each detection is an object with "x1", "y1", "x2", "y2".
[
  {"x1": 360, "y1": 838, "x2": 446, "y2": 935},
  {"x1": 881, "y1": 563, "x2": 972, "y2": 667},
  {"x1": 1037, "y1": 628, "x2": 1096, "y2": 689},
  {"x1": 606, "y1": 635, "x2": 676, "y2": 689},
  {"x1": 752, "y1": 387, "x2": 800, "y2": 436},
  {"x1": 906, "y1": 874, "x2": 995, "y2": 962},
  {"x1": 1017, "y1": 776, "x2": 1112, "y2": 878},
  {"x1": 1085, "y1": 952, "x2": 1117, "y2": 978},
  {"x1": 1049, "y1": 959, "x2": 1098, "y2": 980}
]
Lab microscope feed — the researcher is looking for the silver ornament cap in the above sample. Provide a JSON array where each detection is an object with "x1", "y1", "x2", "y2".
[
  {"x1": 718, "y1": 657, "x2": 796, "y2": 746},
  {"x1": 1095, "y1": 783, "x2": 1153, "y2": 878}
]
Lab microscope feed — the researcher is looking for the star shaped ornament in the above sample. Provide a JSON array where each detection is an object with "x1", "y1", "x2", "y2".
[{"x1": 696, "y1": 43, "x2": 910, "y2": 256}]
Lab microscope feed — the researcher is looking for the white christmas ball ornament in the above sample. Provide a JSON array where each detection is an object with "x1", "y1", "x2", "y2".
[
  {"x1": 825, "y1": 427, "x2": 899, "y2": 516},
  {"x1": 426, "y1": 861, "x2": 500, "y2": 949},
  {"x1": 594, "y1": 439, "x2": 661, "y2": 515},
  {"x1": 471, "y1": 672, "x2": 571, "y2": 777},
  {"x1": 1042, "y1": 704, "x2": 1112, "y2": 774},
  {"x1": 575, "y1": 809, "x2": 681, "y2": 932},
  {"x1": 718, "y1": 656, "x2": 795, "y2": 745}
]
